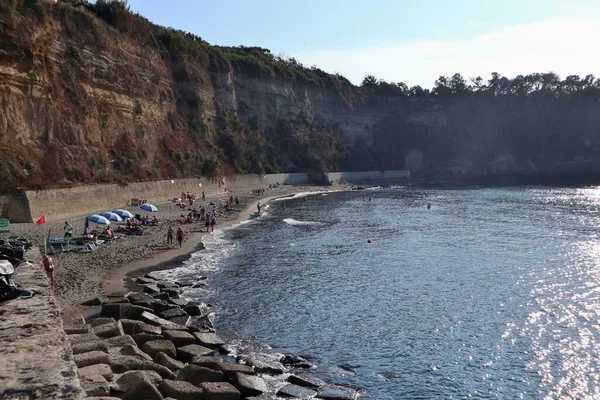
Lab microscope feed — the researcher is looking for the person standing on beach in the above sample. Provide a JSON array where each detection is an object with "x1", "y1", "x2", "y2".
[
  {"x1": 209, "y1": 213, "x2": 216, "y2": 233},
  {"x1": 167, "y1": 226, "x2": 174, "y2": 245},
  {"x1": 202, "y1": 191, "x2": 206, "y2": 201},
  {"x1": 257, "y1": 202, "x2": 261, "y2": 214},
  {"x1": 176, "y1": 227, "x2": 184, "y2": 248},
  {"x1": 64, "y1": 221, "x2": 73, "y2": 252},
  {"x1": 42, "y1": 254, "x2": 55, "y2": 286}
]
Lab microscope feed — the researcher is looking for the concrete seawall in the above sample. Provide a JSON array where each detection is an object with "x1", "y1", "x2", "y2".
[{"x1": 0, "y1": 248, "x2": 84, "y2": 399}]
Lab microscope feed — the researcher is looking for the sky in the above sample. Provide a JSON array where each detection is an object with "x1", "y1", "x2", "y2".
[{"x1": 126, "y1": 0, "x2": 600, "y2": 87}]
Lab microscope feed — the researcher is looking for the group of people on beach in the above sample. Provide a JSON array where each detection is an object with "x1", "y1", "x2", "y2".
[{"x1": 166, "y1": 226, "x2": 185, "y2": 248}]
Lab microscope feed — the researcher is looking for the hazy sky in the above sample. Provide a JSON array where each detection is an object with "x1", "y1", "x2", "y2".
[{"x1": 127, "y1": 0, "x2": 600, "y2": 87}]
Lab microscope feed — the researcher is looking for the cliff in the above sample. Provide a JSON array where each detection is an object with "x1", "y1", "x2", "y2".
[{"x1": 1, "y1": 0, "x2": 600, "y2": 192}]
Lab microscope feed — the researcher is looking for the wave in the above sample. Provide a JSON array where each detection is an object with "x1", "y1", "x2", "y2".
[{"x1": 283, "y1": 218, "x2": 323, "y2": 226}]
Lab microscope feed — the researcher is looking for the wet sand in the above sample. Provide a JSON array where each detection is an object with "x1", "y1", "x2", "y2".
[{"x1": 9, "y1": 185, "x2": 335, "y2": 323}]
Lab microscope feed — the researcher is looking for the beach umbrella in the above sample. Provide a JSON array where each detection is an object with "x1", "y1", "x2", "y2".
[
  {"x1": 100, "y1": 212, "x2": 123, "y2": 222},
  {"x1": 112, "y1": 209, "x2": 134, "y2": 218},
  {"x1": 140, "y1": 203, "x2": 158, "y2": 212},
  {"x1": 86, "y1": 214, "x2": 111, "y2": 225}
]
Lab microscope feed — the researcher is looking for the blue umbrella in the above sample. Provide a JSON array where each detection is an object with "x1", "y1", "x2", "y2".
[
  {"x1": 140, "y1": 203, "x2": 158, "y2": 212},
  {"x1": 87, "y1": 214, "x2": 111, "y2": 225},
  {"x1": 100, "y1": 212, "x2": 123, "y2": 222},
  {"x1": 112, "y1": 209, "x2": 134, "y2": 218}
]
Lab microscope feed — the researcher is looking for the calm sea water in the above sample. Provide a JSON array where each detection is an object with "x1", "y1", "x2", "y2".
[{"x1": 161, "y1": 186, "x2": 600, "y2": 399}]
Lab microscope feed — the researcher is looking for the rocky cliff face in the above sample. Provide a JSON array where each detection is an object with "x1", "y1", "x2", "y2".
[{"x1": 2, "y1": 1, "x2": 600, "y2": 192}]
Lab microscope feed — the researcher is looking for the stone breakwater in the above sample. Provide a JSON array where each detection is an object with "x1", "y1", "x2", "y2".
[
  {"x1": 72, "y1": 272, "x2": 360, "y2": 399},
  {"x1": 0, "y1": 248, "x2": 85, "y2": 399}
]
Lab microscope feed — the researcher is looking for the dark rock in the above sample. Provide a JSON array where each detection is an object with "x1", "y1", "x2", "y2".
[
  {"x1": 126, "y1": 304, "x2": 154, "y2": 319},
  {"x1": 113, "y1": 370, "x2": 163, "y2": 393},
  {"x1": 157, "y1": 280, "x2": 178, "y2": 289},
  {"x1": 140, "y1": 311, "x2": 176, "y2": 327},
  {"x1": 90, "y1": 317, "x2": 117, "y2": 327},
  {"x1": 120, "y1": 319, "x2": 162, "y2": 335},
  {"x1": 73, "y1": 351, "x2": 111, "y2": 368},
  {"x1": 232, "y1": 372, "x2": 268, "y2": 397},
  {"x1": 162, "y1": 330, "x2": 196, "y2": 347},
  {"x1": 103, "y1": 297, "x2": 131, "y2": 304},
  {"x1": 64, "y1": 325, "x2": 91, "y2": 335},
  {"x1": 132, "y1": 333, "x2": 164, "y2": 346},
  {"x1": 154, "y1": 352, "x2": 185, "y2": 372},
  {"x1": 153, "y1": 301, "x2": 179, "y2": 313},
  {"x1": 158, "y1": 379, "x2": 203, "y2": 400},
  {"x1": 136, "y1": 276, "x2": 158, "y2": 285},
  {"x1": 245, "y1": 356, "x2": 285, "y2": 375},
  {"x1": 176, "y1": 280, "x2": 193, "y2": 287},
  {"x1": 188, "y1": 315, "x2": 214, "y2": 333},
  {"x1": 158, "y1": 308, "x2": 187, "y2": 320},
  {"x1": 142, "y1": 340, "x2": 177, "y2": 359},
  {"x1": 182, "y1": 304, "x2": 205, "y2": 316},
  {"x1": 166, "y1": 316, "x2": 190, "y2": 326},
  {"x1": 191, "y1": 283, "x2": 206, "y2": 289},
  {"x1": 117, "y1": 344, "x2": 153, "y2": 361},
  {"x1": 81, "y1": 297, "x2": 103, "y2": 306},
  {"x1": 192, "y1": 332, "x2": 224, "y2": 349},
  {"x1": 280, "y1": 354, "x2": 315, "y2": 369},
  {"x1": 199, "y1": 382, "x2": 240, "y2": 400},
  {"x1": 190, "y1": 356, "x2": 223, "y2": 370},
  {"x1": 318, "y1": 385, "x2": 358, "y2": 400},
  {"x1": 122, "y1": 376, "x2": 164, "y2": 400},
  {"x1": 151, "y1": 292, "x2": 170, "y2": 301},
  {"x1": 143, "y1": 284, "x2": 161, "y2": 294},
  {"x1": 127, "y1": 291, "x2": 154, "y2": 303},
  {"x1": 102, "y1": 303, "x2": 132, "y2": 319},
  {"x1": 108, "y1": 355, "x2": 175, "y2": 379},
  {"x1": 214, "y1": 363, "x2": 254, "y2": 379},
  {"x1": 145, "y1": 272, "x2": 162, "y2": 280},
  {"x1": 163, "y1": 288, "x2": 181, "y2": 298},
  {"x1": 133, "y1": 300, "x2": 155, "y2": 309},
  {"x1": 177, "y1": 364, "x2": 223, "y2": 385},
  {"x1": 177, "y1": 344, "x2": 213, "y2": 363},
  {"x1": 71, "y1": 341, "x2": 109, "y2": 355},
  {"x1": 287, "y1": 372, "x2": 326, "y2": 388},
  {"x1": 94, "y1": 321, "x2": 125, "y2": 338},
  {"x1": 168, "y1": 298, "x2": 189, "y2": 308},
  {"x1": 277, "y1": 384, "x2": 317, "y2": 398},
  {"x1": 107, "y1": 291, "x2": 131, "y2": 298}
]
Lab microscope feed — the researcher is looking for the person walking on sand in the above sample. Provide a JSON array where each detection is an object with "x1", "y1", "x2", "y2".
[
  {"x1": 209, "y1": 213, "x2": 216, "y2": 233},
  {"x1": 202, "y1": 191, "x2": 206, "y2": 201},
  {"x1": 257, "y1": 202, "x2": 261, "y2": 214},
  {"x1": 176, "y1": 227, "x2": 184, "y2": 248},
  {"x1": 167, "y1": 226, "x2": 174, "y2": 245},
  {"x1": 42, "y1": 254, "x2": 55, "y2": 286}
]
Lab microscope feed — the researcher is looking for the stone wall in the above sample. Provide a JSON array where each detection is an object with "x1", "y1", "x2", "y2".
[
  {"x1": 1, "y1": 175, "x2": 266, "y2": 223},
  {"x1": 265, "y1": 170, "x2": 410, "y2": 186},
  {"x1": 0, "y1": 248, "x2": 85, "y2": 399}
]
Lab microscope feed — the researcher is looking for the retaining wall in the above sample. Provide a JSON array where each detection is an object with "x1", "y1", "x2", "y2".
[
  {"x1": 0, "y1": 248, "x2": 85, "y2": 399},
  {"x1": 265, "y1": 170, "x2": 410, "y2": 185}
]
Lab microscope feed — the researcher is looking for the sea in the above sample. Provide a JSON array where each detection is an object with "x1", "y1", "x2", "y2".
[{"x1": 153, "y1": 185, "x2": 600, "y2": 399}]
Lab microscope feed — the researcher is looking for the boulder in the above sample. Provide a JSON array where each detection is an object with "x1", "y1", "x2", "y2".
[
  {"x1": 168, "y1": 298, "x2": 189, "y2": 308},
  {"x1": 133, "y1": 300, "x2": 156, "y2": 309},
  {"x1": 166, "y1": 316, "x2": 190, "y2": 326},
  {"x1": 78, "y1": 364, "x2": 114, "y2": 381},
  {"x1": 104, "y1": 334, "x2": 137, "y2": 350},
  {"x1": 177, "y1": 364, "x2": 223, "y2": 385},
  {"x1": 153, "y1": 301, "x2": 179, "y2": 313},
  {"x1": 94, "y1": 321, "x2": 125, "y2": 338},
  {"x1": 177, "y1": 344, "x2": 213, "y2": 363},
  {"x1": 64, "y1": 325, "x2": 91, "y2": 335},
  {"x1": 231, "y1": 372, "x2": 267, "y2": 397},
  {"x1": 69, "y1": 333, "x2": 100, "y2": 345},
  {"x1": 245, "y1": 356, "x2": 285, "y2": 375},
  {"x1": 317, "y1": 385, "x2": 358, "y2": 400},
  {"x1": 78, "y1": 366, "x2": 110, "y2": 397},
  {"x1": 163, "y1": 288, "x2": 181, "y2": 298},
  {"x1": 157, "y1": 281, "x2": 178, "y2": 289},
  {"x1": 145, "y1": 272, "x2": 162, "y2": 281},
  {"x1": 122, "y1": 376, "x2": 165, "y2": 400},
  {"x1": 152, "y1": 292, "x2": 171, "y2": 301},
  {"x1": 176, "y1": 280, "x2": 194, "y2": 287},
  {"x1": 182, "y1": 304, "x2": 205, "y2": 316},
  {"x1": 132, "y1": 333, "x2": 164, "y2": 346},
  {"x1": 102, "y1": 303, "x2": 132, "y2": 319},
  {"x1": 214, "y1": 363, "x2": 254, "y2": 379},
  {"x1": 71, "y1": 341, "x2": 109, "y2": 355},
  {"x1": 127, "y1": 304, "x2": 154, "y2": 319},
  {"x1": 158, "y1": 379, "x2": 203, "y2": 400},
  {"x1": 280, "y1": 354, "x2": 315, "y2": 369},
  {"x1": 90, "y1": 317, "x2": 117, "y2": 328},
  {"x1": 158, "y1": 308, "x2": 188, "y2": 320},
  {"x1": 117, "y1": 344, "x2": 154, "y2": 361},
  {"x1": 188, "y1": 316, "x2": 215, "y2": 333},
  {"x1": 120, "y1": 319, "x2": 162, "y2": 335},
  {"x1": 142, "y1": 340, "x2": 177, "y2": 359},
  {"x1": 287, "y1": 372, "x2": 326, "y2": 388},
  {"x1": 140, "y1": 311, "x2": 177, "y2": 327},
  {"x1": 277, "y1": 384, "x2": 317, "y2": 398},
  {"x1": 73, "y1": 351, "x2": 111, "y2": 368},
  {"x1": 154, "y1": 352, "x2": 185, "y2": 372},
  {"x1": 108, "y1": 355, "x2": 175, "y2": 379},
  {"x1": 192, "y1": 332, "x2": 224, "y2": 349},
  {"x1": 143, "y1": 284, "x2": 161, "y2": 294},
  {"x1": 112, "y1": 370, "x2": 163, "y2": 392},
  {"x1": 136, "y1": 276, "x2": 158, "y2": 285},
  {"x1": 162, "y1": 330, "x2": 196, "y2": 347},
  {"x1": 190, "y1": 356, "x2": 223, "y2": 370},
  {"x1": 199, "y1": 382, "x2": 240, "y2": 400},
  {"x1": 81, "y1": 297, "x2": 103, "y2": 306}
]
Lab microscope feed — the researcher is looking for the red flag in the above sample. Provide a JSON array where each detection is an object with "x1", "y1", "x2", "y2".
[{"x1": 35, "y1": 216, "x2": 46, "y2": 226}]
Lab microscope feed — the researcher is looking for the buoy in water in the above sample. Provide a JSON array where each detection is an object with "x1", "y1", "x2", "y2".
[{"x1": 367, "y1": 239, "x2": 372, "y2": 243}]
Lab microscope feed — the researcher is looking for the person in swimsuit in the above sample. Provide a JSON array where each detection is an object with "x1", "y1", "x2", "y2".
[
  {"x1": 257, "y1": 202, "x2": 261, "y2": 214},
  {"x1": 42, "y1": 254, "x2": 55, "y2": 286},
  {"x1": 209, "y1": 213, "x2": 216, "y2": 233},
  {"x1": 176, "y1": 227, "x2": 184, "y2": 248},
  {"x1": 167, "y1": 226, "x2": 174, "y2": 245}
]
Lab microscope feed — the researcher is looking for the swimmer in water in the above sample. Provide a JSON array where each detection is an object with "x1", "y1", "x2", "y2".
[{"x1": 427, "y1": 203, "x2": 431, "y2": 209}]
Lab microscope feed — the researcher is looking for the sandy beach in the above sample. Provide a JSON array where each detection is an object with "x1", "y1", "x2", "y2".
[{"x1": 8, "y1": 184, "x2": 334, "y2": 323}]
